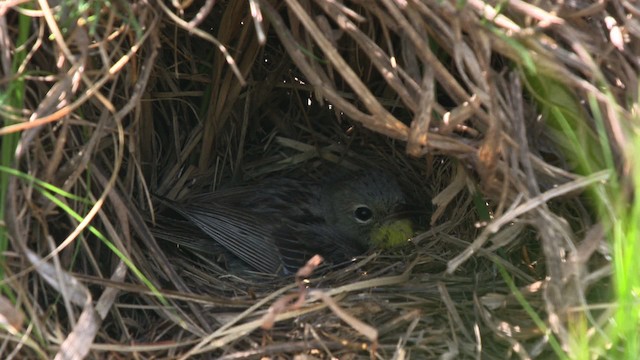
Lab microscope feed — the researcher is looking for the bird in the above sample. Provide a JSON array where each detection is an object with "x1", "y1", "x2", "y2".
[{"x1": 156, "y1": 169, "x2": 413, "y2": 275}]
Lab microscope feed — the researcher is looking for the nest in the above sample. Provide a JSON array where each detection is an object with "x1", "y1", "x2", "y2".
[{"x1": 1, "y1": 0, "x2": 634, "y2": 358}]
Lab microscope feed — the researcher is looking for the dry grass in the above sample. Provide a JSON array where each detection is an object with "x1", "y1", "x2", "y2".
[{"x1": 1, "y1": 0, "x2": 635, "y2": 358}]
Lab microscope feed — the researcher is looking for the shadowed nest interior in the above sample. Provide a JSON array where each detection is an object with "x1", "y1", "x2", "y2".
[{"x1": 1, "y1": 0, "x2": 633, "y2": 359}]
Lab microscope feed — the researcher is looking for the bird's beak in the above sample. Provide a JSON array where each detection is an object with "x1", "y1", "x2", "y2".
[
  {"x1": 392, "y1": 203, "x2": 432, "y2": 219},
  {"x1": 391, "y1": 203, "x2": 432, "y2": 229},
  {"x1": 369, "y1": 203, "x2": 433, "y2": 249},
  {"x1": 370, "y1": 217, "x2": 414, "y2": 249}
]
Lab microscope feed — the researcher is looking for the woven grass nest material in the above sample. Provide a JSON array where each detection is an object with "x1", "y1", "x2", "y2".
[{"x1": 1, "y1": 0, "x2": 633, "y2": 358}]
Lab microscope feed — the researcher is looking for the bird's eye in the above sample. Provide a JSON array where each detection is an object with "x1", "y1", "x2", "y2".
[{"x1": 353, "y1": 205, "x2": 373, "y2": 224}]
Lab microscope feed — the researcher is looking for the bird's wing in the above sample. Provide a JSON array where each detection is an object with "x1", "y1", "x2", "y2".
[
  {"x1": 167, "y1": 201, "x2": 284, "y2": 274},
  {"x1": 151, "y1": 217, "x2": 229, "y2": 254},
  {"x1": 164, "y1": 178, "x2": 318, "y2": 274},
  {"x1": 273, "y1": 222, "x2": 364, "y2": 274}
]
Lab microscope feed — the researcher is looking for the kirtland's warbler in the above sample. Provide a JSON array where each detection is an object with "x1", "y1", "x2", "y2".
[{"x1": 159, "y1": 170, "x2": 413, "y2": 275}]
